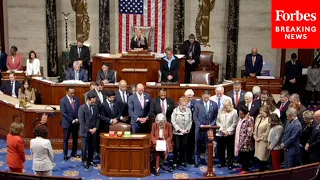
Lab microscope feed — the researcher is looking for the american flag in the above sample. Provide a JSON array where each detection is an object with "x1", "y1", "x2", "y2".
[{"x1": 118, "y1": 0, "x2": 167, "y2": 53}]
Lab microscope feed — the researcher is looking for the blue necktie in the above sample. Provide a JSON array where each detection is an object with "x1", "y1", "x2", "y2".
[
  {"x1": 90, "y1": 106, "x2": 93, "y2": 115},
  {"x1": 218, "y1": 98, "x2": 221, "y2": 109},
  {"x1": 205, "y1": 103, "x2": 209, "y2": 114}
]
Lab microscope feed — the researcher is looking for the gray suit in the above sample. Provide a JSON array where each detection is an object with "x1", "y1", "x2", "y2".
[
  {"x1": 226, "y1": 89, "x2": 246, "y2": 108},
  {"x1": 96, "y1": 70, "x2": 115, "y2": 83},
  {"x1": 305, "y1": 66, "x2": 320, "y2": 91},
  {"x1": 30, "y1": 137, "x2": 54, "y2": 175}
]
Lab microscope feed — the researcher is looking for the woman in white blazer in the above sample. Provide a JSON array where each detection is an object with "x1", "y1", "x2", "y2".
[
  {"x1": 26, "y1": 51, "x2": 41, "y2": 76},
  {"x1": 216, "y1": 99, "x2": 238, "y2": 169},
  {"x1": 30, "y1": 124, "x2": 54, "y2": 176}
]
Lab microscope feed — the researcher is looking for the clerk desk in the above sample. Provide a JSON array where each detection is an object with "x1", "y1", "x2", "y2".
[{"x1": 30, "y1": 78, "x2": 236, "y2": 104}]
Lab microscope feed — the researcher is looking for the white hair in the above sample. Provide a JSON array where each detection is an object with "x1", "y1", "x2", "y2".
[
  {"x1": 215, "y1": 86, "x2": 224, "y2": 92},
  {"x1": 184, "y1": 89, "x2": 194, "y2": 96},
  {"x1": 252, "y1": 86, "x2": 261, "y2": 95},
  {"x1": 290, "y1": 93, "x2": 300, "y2": 102},
  {"x1": 244, "y1": 92, "x2": 253, "y2": 98},
  {"x1": 286, "y1": 107, "x2": 297, "y2": 117}
]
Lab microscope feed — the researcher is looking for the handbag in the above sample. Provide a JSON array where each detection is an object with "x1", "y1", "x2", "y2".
[{"x1": 156, "y1": 140, "x2": 167, "y2": 151}]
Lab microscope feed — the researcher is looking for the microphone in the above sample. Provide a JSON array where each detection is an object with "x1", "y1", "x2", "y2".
[{"x1": 45, "y1": 105, "x2": 57, "y2": 111}]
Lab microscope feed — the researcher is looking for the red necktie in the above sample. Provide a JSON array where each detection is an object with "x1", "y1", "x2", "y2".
[
  {"x1": 161, "y1": 100, "x2": 166, "y2": 115},
  {"x1": 235, "y1": 91, "x2": 239, "y2": 107},
  {"x1": 280, "y1": 103, "x2": 285, "y2": 112}
]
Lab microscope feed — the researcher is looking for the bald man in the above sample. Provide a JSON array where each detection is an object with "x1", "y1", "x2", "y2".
[
  {"x1": 305, "y1": 110, "x2": 320, "y2": 163},
  {"x1": 128, "y1": 83, "x2": 152, "y2": 133},
  {"x1": 245, "y1": 48, "x2": 263, "y2": 77},
  {"x1": 115, "y1": 80, "x2": 131, "y2": 123}
]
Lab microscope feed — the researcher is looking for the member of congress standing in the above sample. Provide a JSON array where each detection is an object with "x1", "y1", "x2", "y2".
[
  {"x1": 128, "y1": 83, "x2": 152, "y2": 133},
  {"x1": 0, "y1": 71, "x2": 21, "y2": 97},
  {"x1": 115, "y1": 80, "x2": 130, "y2": 123},
  {"x1": 227, "y1": 81, "x2": 246, "y2": 109},
  {"x1": 6, "y1": 46, "x2": 23, "y2": 71},
  {"x1": 179, "y1": 34, "x2": 201, "y2": 83},
  {"x1": 69, "y1": 38, "x2": 91, "y2": 71},
  {"x1": 26, "y1": 51, "x2": 41, "y2": 76},
  {"x1": 276, "y1": 90, "x2": 290, "y2": 124},
  {"x1": 305, "y1": 110, "x2": 320, "y2": 163},
  {"x1": 171, "y1": 97, "x2": 192, "y2": 168},
  {"x1": 305, "y1": 61, "x2": 320, "y2": 105},
  {"x1": 18, "y1": 78, "x2": 36, "y2": 104},
  {"x1": 6, "y1": 122, "x2": 25, "y2": 173},
  {"x1": 238, "y1": 92, "x2": 261, "y2": 118},
  {"x1": 160, "y1": 47, "x2": 180, "y2": 83},
  {"x1": 96, "y1": 62, "x2": 115, "y2": 84},
  {"x1": 244, "y1": 48, "x2": 263, "y2": 77},
  {"x1": 60, "y1": 86, "x2": 81, "y2": 160},
  {"x1": 30, "y1": 124, "x2": 54, "y2": 176},
  {"x1": 99, "y1": 90, "x2": 121, "y2": 133},
  {"x1": 284, "y1": 53, "x2": 303, "y2": 94},
  {"x1": 78, "y1": 92, "x2": 99, "y2": 169},
  {"x1": 150, "y1": 88, "x2": 175, "y2": 122},
  {"x1": 130, "y1": 28, "x2": 148, "y2": 50},
  {"x1": 193, "y1": 90, "x2": 218, "y2": 167},
  {"x1": 289, "y1": 93, "x2": 307, "y2": 121},
  {"x1": 65, "y1": 61, "x2": 88, "y2": 82},
  {"x1": 0, "y1": 44, "x2": 7, "y2": 71},
  {"x1": 281, "y1": 107, "x2": 302, "y2": 168},
  {"x1": 252, "y1": 86, "x2": 261, "y2": 101},
  {"x1": 210, "y1": 86, "x2": 232, "y2": 110},
  {"x1": 86, "y1": 81, "x2": 105, "y2": 106},
  {"x1": 300, "y1": 111, "x2": 316, "y2": 165}
]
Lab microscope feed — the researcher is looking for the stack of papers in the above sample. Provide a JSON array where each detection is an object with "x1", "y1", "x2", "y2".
[
  {"x1": 61, "y1": 80, "x2": 86, "y2": 84},
  {"x1": 256, "y1": 76, "x2": 275, "y2": 79}
]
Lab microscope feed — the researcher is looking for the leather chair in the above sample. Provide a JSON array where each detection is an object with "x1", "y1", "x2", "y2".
[
  {"x1": 109, "y1": 122, "x2": 131, "y2": 131},
  {"x1": 190, "y1": 71, "x2": 212, "y2": 85},
  {"x1": 194, "y1": 51, "x2": 220, "y2": 84},
  {"x1": 132, "y1": 26, "x2": 154, "y2": 51},
  {"x1": 114, "y1": 70, "x2": 117, "y2": 82}
]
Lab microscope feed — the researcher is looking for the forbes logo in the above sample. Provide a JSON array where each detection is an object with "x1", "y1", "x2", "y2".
[{"x1": 275, "y1": 10, "x2": 317, "y2": 21}]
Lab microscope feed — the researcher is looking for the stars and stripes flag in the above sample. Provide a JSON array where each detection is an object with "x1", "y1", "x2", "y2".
[{"x1": 118, "y1": 0, "x2": 167, "y2": 53}]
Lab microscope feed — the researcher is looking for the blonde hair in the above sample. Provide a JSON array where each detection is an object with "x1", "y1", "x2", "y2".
[
  {"x1": 134, "y1": 28, "x2": 145, "y2": 40},
  {"x1": 179, "y1": 97, "x2": 188, "y2": 105},
  {"x1": 222, "y1": 99, "x2": 233, "y2": 110},
  {"x1": 9, "y1": 122, "x2": 24, "y2": 135},
  {"x1": 303, "y1": 110, "x2": 314, "y2": 120}
]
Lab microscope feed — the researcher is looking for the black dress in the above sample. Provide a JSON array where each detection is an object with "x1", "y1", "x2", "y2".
[{"x1": 130, "y1": 37, "x2": 148, "y2": 50}]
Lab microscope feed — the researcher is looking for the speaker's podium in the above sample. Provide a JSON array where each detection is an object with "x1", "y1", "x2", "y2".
[
  {"x1": 100, "y1": 133, "x2": 151, "y2": 177},
  {"x1": 200, "y1": 125, "x2": 219, "y2": 177}
]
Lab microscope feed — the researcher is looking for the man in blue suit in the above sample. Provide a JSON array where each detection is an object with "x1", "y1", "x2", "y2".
[
  {"x1": 193, "y1": 90, "x2": 218, "y2": 167},
  {"x1": 65, "y1": 61, "x2": 88, "y2": 82},
  {"x1": 281, "y1": 107, "x2": 302, "y2": 168},
  {"x1": 245, "y1": 48, "x2": 263, "y2": 77},
  {"x1": 128, "y1": 83, "x2": 152, "y2": 133},
  {"x1": 60, "y1": 86, "x2": 81, "y2": 161}
]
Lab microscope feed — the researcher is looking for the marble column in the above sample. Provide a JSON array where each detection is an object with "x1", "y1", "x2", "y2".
[
  {"x1": 225, "y1": 0, "x2": 239, "y2": 79},
  {"x1": 46, "y1": 0, "x2": 58, "y2": 77},
  {"x1": 173, "y1": 0, "x2": 185, "y2": 53},
  {"x1": 99, "y1": 0, "x2": 110, "y2": 53}
]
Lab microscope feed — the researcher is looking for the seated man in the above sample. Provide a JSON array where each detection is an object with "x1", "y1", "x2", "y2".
[
  {"x1": 65, "y1": 61, "x2": 88, "y2": 82},
  {"x1": 245, "y1": 48, "x2": 263, "y2": 77},
  {"x1": 130, "y1": 28, "x2": 148, "y2": 50},
  {"x1": 0, "y1": 71, "x2": 21, "y2": 97},
  {"x1": 96, "y1": 62, "x2": 115, "y2": 84}
]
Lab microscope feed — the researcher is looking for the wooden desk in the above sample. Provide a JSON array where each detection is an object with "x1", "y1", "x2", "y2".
[
  {"x1": 30, "y1": 78, "x2": 236, "y2": 104},
  {"x1": 2, "y1": 72, "x2": 25, "y2": 81},
  {"x1": 233, "y1": 77, "x2": 283, "y2": 94},
  {"x1": 92, "y1": 54, "x2": 186, "y2": 84},
  {"x1": 0, "y1": 94, "x2": 65, "y2": 149},
  {"x1": 100, "y1": 133, "x2": 151, "y2": 177}
]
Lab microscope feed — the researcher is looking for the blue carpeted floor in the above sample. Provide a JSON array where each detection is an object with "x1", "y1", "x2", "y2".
[{"x1": 0, "y1": 139, "x2": 240, "y2": 179}]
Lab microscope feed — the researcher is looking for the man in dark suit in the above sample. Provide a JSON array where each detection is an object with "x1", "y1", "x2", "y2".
[
  {"x1": 85, "y1": 81, "x2": 105, "y2": 106},
  {"x1": 128, "y1": 83, "x2": 152, "y2": 133},
  {"x1": 276, "y1": 90, "x2": 290, "y2": 124},
  {"x1": 193, "y1": 90, "x2": 218, "y2": 167},
  {"x1": 100, "y1": 91, "x2": 121, "y2": 133},
  {"x1": 179, "y1": 34, "x2": 201, "y2": 83},
  {"x1": 115, "y1": 80, "x2": 131, "y2": 123},
  {"x1": 0, "y1": 44, "x2": 7, "y2": 72},
  {"x1": 226, "y1": 81, "x2": 246, "y2": 109},
  {"x1": 65, "y1": 61, "x2": 88, "y2": 82},
  {"x1": 289, "y1": 93, "x2": 307, "y2": 122},
  {"x1": 60, "y1": 86, "x2": 81, "y2": 160},
  {"x1": 96, "y1": 62, "x2": 115, "y2": 84},
  {"x1": 0, "y1": 71, "x2": 21, "y2": 97},
  {"x1": 237, "y1": 91, "x2": 261, "y2": 118},
  {"x1": 150, "y1": 88, "x2": 175, "y2": 122},
  {"x1": 281, "y1": 107, "x2": 302, "y2": 168},
  {"x1": 78, "y1": 91, "x2": 99, "y2": 169},
  {"x1": 69, "y1": 38, "x2": 90, "y2": 71},
  {"x1": 305, "y1": 110, "x2": 320, "y2": 163},
  {"x1": 245, "y1": 48, "x2": 263, "y2": 77},
  {"x1": 284, "y1": 53, "x2": 303, "y2": 94}
]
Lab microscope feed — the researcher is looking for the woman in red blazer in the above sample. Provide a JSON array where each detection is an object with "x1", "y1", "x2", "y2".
[
  {"x1": 6, "y1": 122, "x2": 25, "y2": 173},
  {"x1": 6, "y1": 46, "x2": 23, "y2": 71},
  {"x1": 151, "y1": 113, "x2": 173, "y2": 176}
]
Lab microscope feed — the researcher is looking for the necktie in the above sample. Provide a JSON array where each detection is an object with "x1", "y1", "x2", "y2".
[
  {"x1": 218, "y1": 98, "x2": 221, "y2": 109},
  {"x1": 104, "y1": 72, "x2": 107, "y2": 79},
  {"x1": 75, "y1": 71, "x2": 79, "y2": 80},
  {"x1": 280, "y1": 103, "x2": 285, "y2": 112},
  {"x1": 122, "y1": 91, "x2": 126, "y2": 103},
  {"x1": 110, "y1": 103, "x2": 114, "y2": 112},
  {"x1": 205, "y1": 103, "x2": 209, "y2": 114},
  {"x1": 78, "y1": 48, "x2": 81, "y2": 58},
  {"x1": 11, "y1": 82, "x2": 15, "y2": 96},
  {"x1": 90, "y1": 106, "x2": 94, "y2": 115},
  {"x1": 139, "y1": 95, "x2": 144, "y2": 109},
  {"x1": 161, "y1": 100, "x2": 166, "y2": 115},
  {"x1": 71, "y1": 99, "x2": 75, "y2": 110},
  {"x1": 235, "y1": 91, "x2": 239, "y2": 107}
]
